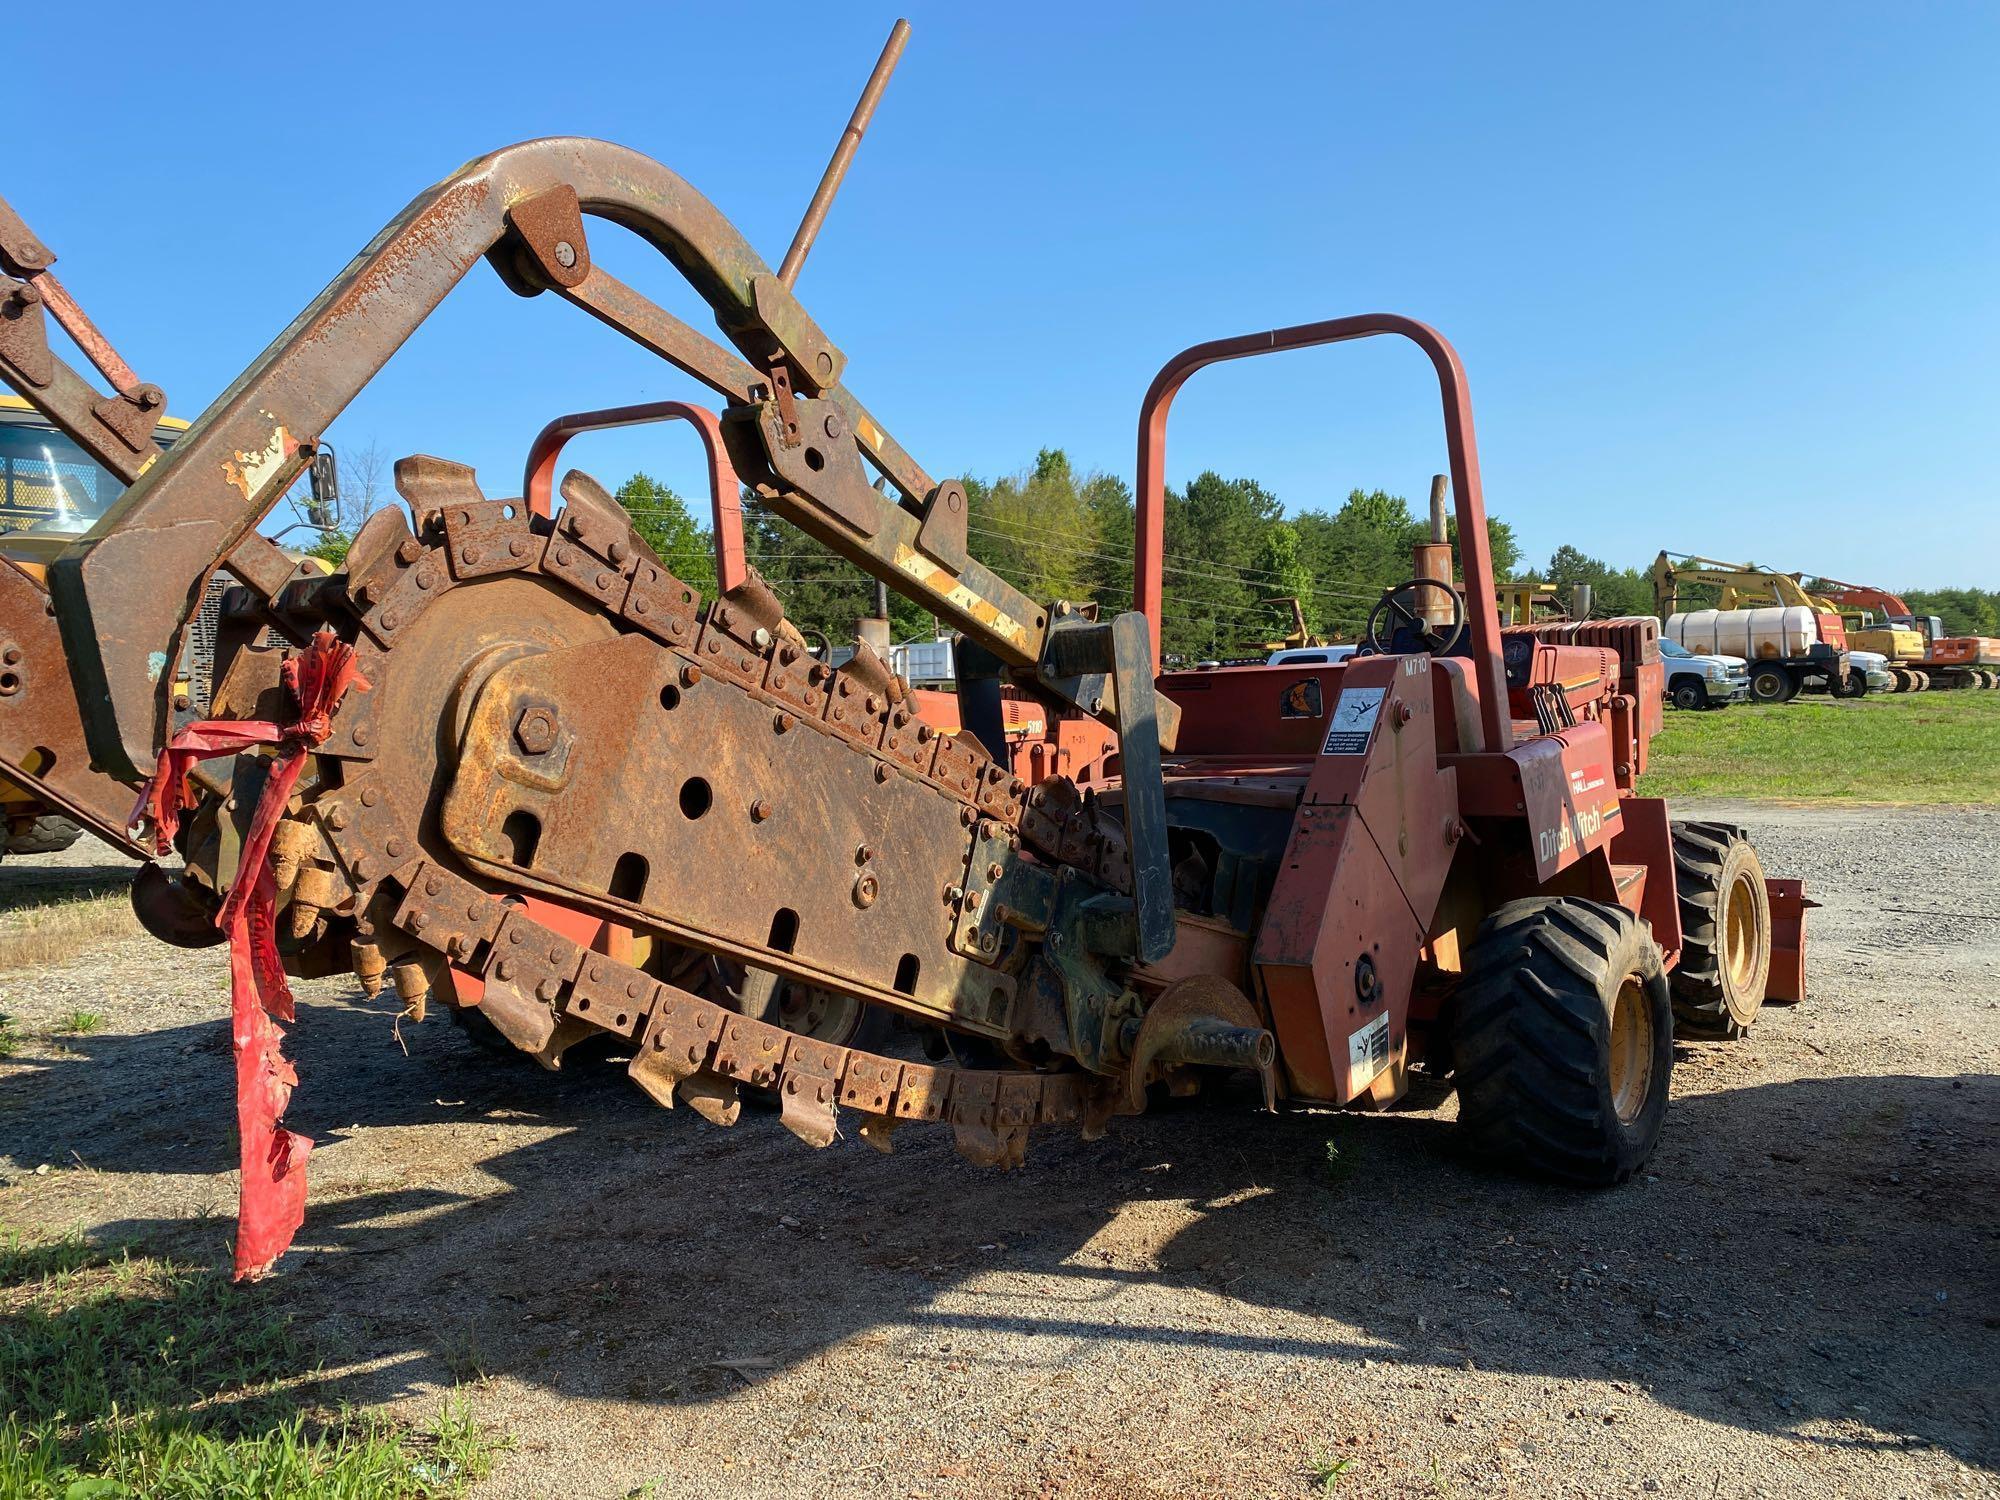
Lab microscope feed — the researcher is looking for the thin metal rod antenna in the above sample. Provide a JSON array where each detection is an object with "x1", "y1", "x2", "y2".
[{"x1": 777, "y1": 18, "x2": 911, "y2": 288}]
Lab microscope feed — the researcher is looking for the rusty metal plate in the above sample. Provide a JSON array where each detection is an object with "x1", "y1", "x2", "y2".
[
  {"x1": 931, "y1": 732, "x2": 985, "y2": 802},
  {"x1": 0, "y1": 559, "x2": 145, "y2": 853},
  {"x1": 879, "y1": 701, "x2": 938, "y2": 775},
  {"x1": 438, "y1": 630, "x2": 1015, "y2": 1029},
  {"x1": 820, "y1": 667, "x2": 889, "y2": 746},
  {"x1": 392, "y1": 861, "x2": 503, "y2": 965},
  {"x1": 839, "y1": 1053, "x2": 900, "y2": 1113},
  {"x1": 777, "y1": 1032, "x2": 844, "y2": 1147},
  {"x1": 619, "y1": 559, "x2": 700, "y2": 648},
  {"x1": 539, "y1": 533, "x2": 632, "y2": 611},
  {"x1": 484, "y1": 905, "x2": 586, "y2": 1006},
  {"x1": 713, "y1": 1013, "x2": 790, "y2": 1088},
  {"x1": 442, "y1": 500, "x2": 541, "y2": 582},
  {"x1": 567, "y1": 951, "x2": 655, "y2": 1038},
  {"x1": 356, "y1": 544, "x2": 457, "y2": 648},
  {"x1": 761, "y1": 641, "x2": 830, "y2": 720},
  {"x1": 689, "y1": 609, "x2": 767, "y2": 687},
  {"x1": 629, "y1": 986, "x2": 727, "y2": 1107},
  {"x1": 891, "y1": 1061, "x2": 952, "y2": 1121}
]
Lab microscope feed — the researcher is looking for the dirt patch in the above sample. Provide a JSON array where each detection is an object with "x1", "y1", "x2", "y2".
[{"x1": 1, "y1": 808, "x2": 1995, "y2": 1498}]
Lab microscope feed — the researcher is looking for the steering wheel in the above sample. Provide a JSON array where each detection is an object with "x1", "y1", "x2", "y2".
[{"x1": 1363, "y1": 577, "x2": 1467, "y2": 657}]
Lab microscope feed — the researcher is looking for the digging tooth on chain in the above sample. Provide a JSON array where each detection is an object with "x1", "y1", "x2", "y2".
[
  {"x1": 679, "y1": 1074, "x2": 744, "y2": 1127},
  {"x1": 390, "y1": 958, "x2": 436, "y2": 1022},
  {"x1": 351, "y1": 941, "x2": 387, "y2": 998}
]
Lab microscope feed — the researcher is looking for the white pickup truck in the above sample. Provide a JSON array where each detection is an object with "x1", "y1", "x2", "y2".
[{"x1": 1659, "y1": 636, "x2": 1750, "y2": 710}]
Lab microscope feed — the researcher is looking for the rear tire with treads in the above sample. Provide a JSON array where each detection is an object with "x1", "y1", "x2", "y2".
[
  {"x1": 1453, "y1": 897, "x2": 1672, "y2": 1187},
  {"x1": 2, "y1": 814, "x2": 84, "y2": 859},
  {"x1": 1667, "y1": 821, "x2": 1772, "y2": 1039},
  {"x1": 1748, "y1": 665, "x2": 1795, "y2": 704}
]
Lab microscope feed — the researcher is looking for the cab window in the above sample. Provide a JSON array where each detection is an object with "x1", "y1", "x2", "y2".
[{"x1": 0, "y1": 418, "x2": 164, "y2": 537}]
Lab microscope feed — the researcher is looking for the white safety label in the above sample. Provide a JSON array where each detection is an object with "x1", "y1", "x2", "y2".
[
  {"x1": 1321, "y1": 687, "x2": 1385, "y2": 754},
  {"x1": 1348, "y1": 1012, "x2": 1391, "y2": 1087}
]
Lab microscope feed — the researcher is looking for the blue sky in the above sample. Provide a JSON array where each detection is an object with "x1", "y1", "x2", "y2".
[{"x1": 15, "y1": 1, "x2": 1996, "y2": 587}]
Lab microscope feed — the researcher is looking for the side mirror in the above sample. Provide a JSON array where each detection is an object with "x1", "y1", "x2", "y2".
[{"x1": 306, "y1": 448, "x2": 341, "y2": 529}]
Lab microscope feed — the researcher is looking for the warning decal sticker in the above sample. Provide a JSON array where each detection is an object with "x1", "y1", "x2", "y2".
[
  {"x1": 1279, "y1": 677, "x2": 1324, "y2": 719},
  {"x1": 1348, "y1": 1012, "x2": 1391, "y2": 1088},
  {"x1": 1321, "y1": 687, "x2": 1385, "y2": 754}
]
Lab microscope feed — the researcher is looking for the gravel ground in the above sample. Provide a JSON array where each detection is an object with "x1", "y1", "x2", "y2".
[{"x1": 1, "y1": 804, "x2": 1995, "y2": 1499}]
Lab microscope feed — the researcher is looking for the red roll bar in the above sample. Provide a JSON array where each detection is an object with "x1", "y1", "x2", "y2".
[
  {"x1": 1134, "y1": 315, "x2": 1511, "y2": 753},
  {"x1": 522, "y1": 400, "x2": 747, "y2": 593}
]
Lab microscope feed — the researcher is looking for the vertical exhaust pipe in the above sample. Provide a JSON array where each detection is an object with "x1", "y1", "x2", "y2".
[{"x1": 1413, "y1": 474, "x2": 1455, "y2": 628}]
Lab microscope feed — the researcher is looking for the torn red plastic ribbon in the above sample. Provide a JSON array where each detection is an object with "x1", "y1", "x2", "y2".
[{"x1": 135, "y1": 627, "x2": 369, "y2": 1280}]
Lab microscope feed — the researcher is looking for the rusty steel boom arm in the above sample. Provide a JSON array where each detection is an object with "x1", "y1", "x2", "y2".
[{"x1": 43, "y1": 137, "x2": 1068, "y2": 783}]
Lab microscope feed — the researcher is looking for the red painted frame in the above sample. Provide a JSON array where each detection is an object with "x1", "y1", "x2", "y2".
[
  {"x1": 521, "y1": 400, "x2": 748, "y2": 593},
  {"x1": 1134, "y1": 316, "x2": 1511, "y2": 753}
]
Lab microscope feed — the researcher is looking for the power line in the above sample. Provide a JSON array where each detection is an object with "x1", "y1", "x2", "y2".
[
  {"x1": 965, "y1": 512, "x2": 1392, "y2": 594},
  {"x1": 961, "y1": 523, "x2": 1386, "y2": 605},
  {"x1": 733, "y1": 495, "x2": 1395, "y2": 595}
]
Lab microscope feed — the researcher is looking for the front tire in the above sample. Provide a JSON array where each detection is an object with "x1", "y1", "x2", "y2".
[
  {"x1": 1670, "y1": 679, "x2": 1707, "y2": 711},
  {"x1": 1748, "y1": 665, "x2": 1795, "y2": 704},
  {"x1": 1835, "y1": 668, "x2": 1869, "y2": 698},
  {"x1": 1453, "y1": 898, "x2": 1672, "y2": 1187},
  {"x1": 1667, "y1": 821, "x2": 1772, "y2": 1039}
]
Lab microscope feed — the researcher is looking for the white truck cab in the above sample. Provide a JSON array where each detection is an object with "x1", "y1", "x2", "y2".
[
  {"x1": 1658, "y1": 636, "x2": 1750, "y2": 710},
  {"x1": 1267, "y1": 645, "x2": 1357, "y2": 667}
]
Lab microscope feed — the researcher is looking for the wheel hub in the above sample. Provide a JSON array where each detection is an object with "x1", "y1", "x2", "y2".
[{"x1": 1608, "y1": 975, "x2": 1654, "y2": 1125}]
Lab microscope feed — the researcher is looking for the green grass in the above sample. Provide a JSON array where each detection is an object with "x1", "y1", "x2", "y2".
[
  {"x1": 1307, "y1": 1453, "x2": 1357, "y2": 1491},
  {"x1": 0, "y1": 890, "x2": 138, "y2": 976},
  {"x1": 1636, "y1": 689, "x2": 2000, "y2": 804},
  {"x1": 0, "y1": 1229, "x2": 505, "y2": 1499},
  {"x1": 0, "y1": 1019, "x2": 16, "y2": 1060},
  {"x1": 60, "y1": 1012, "x2": 103, "y2": 1036}
]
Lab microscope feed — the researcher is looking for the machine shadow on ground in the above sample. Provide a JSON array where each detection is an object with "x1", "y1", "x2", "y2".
[{"x1": 4, "y1": 988, "x2": 1994, "y2": 1474}]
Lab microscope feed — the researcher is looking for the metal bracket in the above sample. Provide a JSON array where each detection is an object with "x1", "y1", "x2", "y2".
[
  {"x1": 0, "y1": 280, "x2": 52, "y2": 387},
  {"x1": 915, "y1": 480, "x2": 969, "y2": 575},
  {"x1": 748, "y1": 273, "x2": 845, "y2": 394},
  {"x1": 503, "y1": 184, "x2": 591, "y2": 290},
  {"x1": 1034, "y1": 612, "x2": 1175, "y2": 962},
  {"x1": 748, "y1": 394, "x2": 882, "y2": 535},
  {"x1": 0, "y1": 198, "x2": 54, "y2": 276},
  {"x1": 91, "y1": 383, "x2": 167, "y2": 455},
  {"x1": 949, "y1": 818, "x2": 1050, "y2": 961},
  {"x1": 1041, "y1": 870, "x2": 1144, "y2": 1075}
]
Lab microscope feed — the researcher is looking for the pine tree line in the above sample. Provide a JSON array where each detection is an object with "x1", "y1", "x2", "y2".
[{"x1": 611, "y1": 456, "x2": 2000, "y2": 654}]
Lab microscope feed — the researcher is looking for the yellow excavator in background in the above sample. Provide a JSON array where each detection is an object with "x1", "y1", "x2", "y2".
[
  {"x1": 1650, "y1": 550, "x2": 1889, "y2": 701},
  {"x1": 1787, "y1": 578, "x2": 1926, "y2": 673},
  {"x1": 1804, "y1": 576, "x2": 2000, "y2": 691}
]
